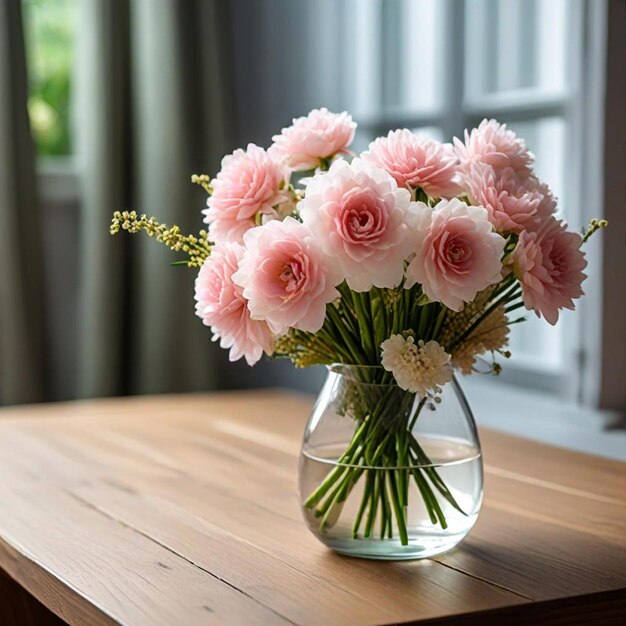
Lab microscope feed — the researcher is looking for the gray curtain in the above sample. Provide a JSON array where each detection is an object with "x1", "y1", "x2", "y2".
[
  {"x1": 76, "y1": 0, "x2": 236, "y2": 398},
  {"x1": 0, "y1": 0, "x2": 46, "y2": 404}
]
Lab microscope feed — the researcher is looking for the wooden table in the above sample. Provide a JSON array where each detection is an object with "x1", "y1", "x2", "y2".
[{"x1": 0, "y1": 391, "x2": 624, "y2": 625}]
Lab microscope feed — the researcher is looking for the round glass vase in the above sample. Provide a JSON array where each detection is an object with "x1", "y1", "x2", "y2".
[{"x1": 299, "y1": 365, "x2": 483, "y2": 560}]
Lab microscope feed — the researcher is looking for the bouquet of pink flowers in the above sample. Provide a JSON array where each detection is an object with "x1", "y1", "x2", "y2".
[{"x1": 111, "y1": 108, "x2": 604, "y2": 547}]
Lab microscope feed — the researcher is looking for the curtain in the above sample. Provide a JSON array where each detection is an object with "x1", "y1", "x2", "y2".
[
  {"x1": 0, "y1": 0, "x2": 46, "y2": 404},
  {"x1": 76, "y1": 0, "x2": 237, "y2": 398}
]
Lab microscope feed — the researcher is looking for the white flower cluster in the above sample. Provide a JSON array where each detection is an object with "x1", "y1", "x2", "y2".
[{"x1": 380, "y1": 335, "x2": 453, "y2": 398}]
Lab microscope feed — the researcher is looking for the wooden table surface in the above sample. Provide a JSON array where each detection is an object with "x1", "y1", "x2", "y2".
[{"x1": 0, "y1": 390, "x2": 624, "y2": 626}]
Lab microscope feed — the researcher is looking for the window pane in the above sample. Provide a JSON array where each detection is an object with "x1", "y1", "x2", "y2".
[
  {"x1": 465, "y1": 0, "x2": 571, "y2": 99},
  {"x1": 351, "y1": 128, "x2": 377, "y2": 155},
  {"x1": 397, "y1": 0, "x2": 445, "y2": 112},
  {"x1": 339, "y1": 0, "x2": 382, "y2": 120},
  {"x1": 342, "y1": 0, "x2": 445, "y2": 118},
  {"x1": 22, "y1": 0, "x2": 78, "y2": 156},
  {"x1": 410, "y1": 126, "x2": 444, "y2": 141},
  {"x1": 506, "y1": 117, "x2": 567, "y2": 214},
  {"x1": 508, "y1": 306, "x2": 563, "y2": 371}
]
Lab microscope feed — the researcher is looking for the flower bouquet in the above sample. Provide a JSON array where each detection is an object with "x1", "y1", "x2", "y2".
[{"x1": 111, "y1": 108, "x2": 605, "y2": 559}]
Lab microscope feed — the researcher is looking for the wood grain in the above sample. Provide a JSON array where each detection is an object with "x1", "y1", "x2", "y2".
[
  {"x1": 0, "y1": 568, "x2": 65, "y2": 626},
  {"x1": 0, "y1": 391, "x2": 624, "y2": 625}
]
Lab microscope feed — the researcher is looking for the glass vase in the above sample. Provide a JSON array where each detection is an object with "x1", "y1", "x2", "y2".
[{"x1": 299, "y1": 364, "x2": 483, "y2": 560}]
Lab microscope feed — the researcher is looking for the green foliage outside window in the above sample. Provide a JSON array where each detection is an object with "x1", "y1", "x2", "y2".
[{"x1": 22, "y1": 0, "x2": 77, "y2": 156}]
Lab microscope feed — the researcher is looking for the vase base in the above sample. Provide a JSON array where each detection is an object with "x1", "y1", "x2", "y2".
[{"x1": 321, "y1": 529, "x2": 472, "y2": 561}]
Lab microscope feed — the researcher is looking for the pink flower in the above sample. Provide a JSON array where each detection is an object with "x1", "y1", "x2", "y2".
[
  {"x1": 232, "y1": 218, "x2": 340, "y2": 334},
  {"x1": 406, "y1": 198, "x2": 506, "y2": 311},
  {"x1": 464, "y1": 163, "x2": 554, "y2": 233},
  {"x1": 194, "y1": 243, "x2": 273, "y2": 366},
  {"x1": 454, "y1": 119, "x2": 534, "y2": 179},
  {"x1": 203, "y1": 144, "x2": 290, "y2": 243},
  {"x1": 298, "y1": 158, "x2": 414, "y2": 292},
  {"x1": 270, "y1": 108, "x2": 356, "y2": 170},
  {"x1": 529, "y1": 179, "x2": 558, "y2": 224},
  {"x1": 361, "y1": 129, "x2": 462, "y2": 197},
  {"x1": 512, "y1": 217, "x2": 587, "y2": 325}
]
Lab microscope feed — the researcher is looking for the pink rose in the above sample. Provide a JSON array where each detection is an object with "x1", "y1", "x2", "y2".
[
  {"x1": 406, "y1": 198, "x2": 506, "y2": 311},
  {"x1": 232, "y1": 218, "x2": 340, "y2": 334},
  {"x1": 270, "y1": 108, "x2": 356, "y2": 170},
  {"x1": 194, "y1": 243, "x2": 273, "y2": 365},
  {"x1": 454, "y1": 119, "x2": 534, "y2": 180},
  {"x1": 464, "y1": 163, "x2": 555, "y2": 233},
  {"x1": 203, "y1": 144, "x2": 290, "y2": 244},
  {"x1": 361, "y1": 129, "x2": 462, "y2": 197},
  {"x1": 298, "y1": 158, "x2": 414, "y2": 292},
  {"x1": 512, "y1": 217, "x2": 587, "y2": 325}
]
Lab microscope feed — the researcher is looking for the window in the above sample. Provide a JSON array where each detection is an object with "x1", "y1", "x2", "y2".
[
  {"x1": 22, "y1": 0, "x2": 79, "y2": 158},
  {"x1": 335, "y1": 0, "x2": 597, "y2": 397}
]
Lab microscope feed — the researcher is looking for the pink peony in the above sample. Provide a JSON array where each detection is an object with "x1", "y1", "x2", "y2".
[
  {"x1": 194, "y1": 243, "x2": 273, "y2": 365},
  {"x1": 454, "y1": 119, "x2": 534, "y2": 179},
  {"x1": 512, "y1": 217, "x2": 587, "y2": 325},
  {"x1": 270, "y1": 108, "x2": 356, "y2": 170},
  {"x1": 464, "y1": 163, "x2": 555, "y2": 233},
  {"x1": 361, "y1": 129, "x2": 462, "y2": 197},
  {"x1": 298, "y1": 158, "x2": 414, "y2": 292},
  {"x1": 232, "y1": 217, "x2": 340, "y2": 334},
  {"x1": 406, "y1": 198, "x2": 506, "y2": 311},
  {"x1": 203, "y1": 144, "x2": 290, "y2": 244}
]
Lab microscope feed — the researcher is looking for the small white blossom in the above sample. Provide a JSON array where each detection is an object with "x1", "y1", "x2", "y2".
[{"x1": 381, "y1": 335, "x2": 453, "y2": 398}]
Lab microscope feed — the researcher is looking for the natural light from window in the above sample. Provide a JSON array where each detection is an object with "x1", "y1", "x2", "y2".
[{"x1": 22, "y1": 0, "x2": 78, "y2": 157}]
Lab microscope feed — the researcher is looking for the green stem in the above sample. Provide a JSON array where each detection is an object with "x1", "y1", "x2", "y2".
[
  {"x1": 417, "y1": 302, "x2": 431, "y2": 338},
  {"x1": 303, "y1": 417, "x2": 370, "y2": 508},
  {"x1": 409, "y1": 462, "x2": 447, "y2": 529},
  {"x1": 319, "y1": 468, "x2": 363, "y2": 531},
  {"x1": 316, "y1": 466, "x2": 361, "y2": 519},
  {"x1": 388, "y1": 471, "x2": 409, "y2": 545},
  {"x1": 352, "y1": 469, "x2": 374, "y2": 538},
  {"x1": 409, "y1": 437, "x2": 467, "y2": 516},
  {"x1": 379, "y1": 472, "x2": 391, "y2": 539},
  {"x1": 410, "y1": 466, "x2": 438, "y2": 525},
  {"x1": 351, "y1": 291, "x2": 377, "y2": 363},
  {"x1": 430, "y1": 306, "x2": 448, "y2": 341},
  {"x1": 326, "y1": 304, "x2": 368, "y2": 363},
  {"x1": 364, "y1": 471, "x2": 382, "y2": 538}
]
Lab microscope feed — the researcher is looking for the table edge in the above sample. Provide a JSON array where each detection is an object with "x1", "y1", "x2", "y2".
[
  {"x1": 392, "y1": 588, "x2": 626, "y2": 626},
  {"x1": 0, "y1": 533, "x2": 120, "y2": 626}
]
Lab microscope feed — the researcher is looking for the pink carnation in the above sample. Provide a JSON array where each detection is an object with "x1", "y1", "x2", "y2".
[
  {"x1": 512, "y1": 217, "x2": 587, "y2": 325},
  {"x1": 270, "y1": 108, "x2": 356, "y2": 170},
  {"x1": 203, "y1": 144, "x2": 290, "y2": 244},
  {"x1": 299, "y1": 158, "x2": 414, "y2": 292},
  {"x1": 406, "y1": 198, "x2": 506, "y2": 311},
  {"x1": 465, "y1": 163, "x2": 555, "y2": 233},
  {"x1": 454, "y1": 119, "x2": 534, "y2": 179},
  {"x1": 194, "y1": 243, "x2": 273, "y2": 365},
  {"x1": 232, "y1": 218, "x2": 340, "y2": 334},
  {"x1": 361, "y1": 129, "x2": 462, "y2": 197}
]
